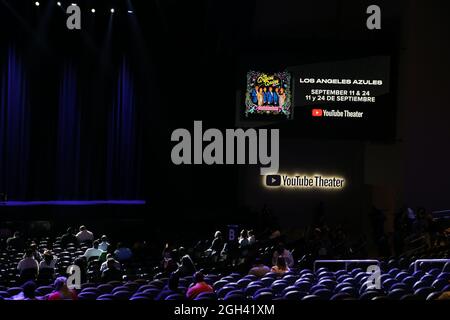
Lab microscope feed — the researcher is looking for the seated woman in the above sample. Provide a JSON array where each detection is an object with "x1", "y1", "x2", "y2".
[{"x1": 270, "y1": 256, "x2": 290, "y2": 275}]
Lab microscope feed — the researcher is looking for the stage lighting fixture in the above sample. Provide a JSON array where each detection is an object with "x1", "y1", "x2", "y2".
[
  {"x1": 35, "y1": 1, "x2": 40, "y2": 6},
  {"x1": 127, "y1": 10, "x2": 133, "y2": 14},
  {"x1": 91, "y1": 8, "x2": 95, "y2": 13},
  {"x1": 57, "y1": 2, "x2": 61, "y2": 6},
  {"x1": 110, "y1": 8, "x2": 115, "y2": 13}
]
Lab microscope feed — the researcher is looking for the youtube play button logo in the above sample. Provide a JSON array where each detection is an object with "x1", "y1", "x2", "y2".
[
  {"x1": 266, "y1": 175, "x2": 281, "y2": 186},
  {"x1": 312, "y1": 109, "x2": 323, "y2": 117}
]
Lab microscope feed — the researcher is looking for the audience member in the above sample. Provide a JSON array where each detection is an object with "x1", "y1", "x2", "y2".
[
  {"x1": 248, "y1": 258, "x2": 270, "y2": 278},
  {"x1": 186, "y1": 271, "x2": 214, "y2": 299},
  {"x1": 48, "y1": 277, "x2": 77, "y2": 300},
  {"x1": 271, "y1": 256, "x2": 290, "y2": 275},
  {"x1": 272, "y1": 244, "x2": 294, "y2": 268},
  {"x1": 98, "y1": 235, "x2": 110, "y2": 251},
  {"x1": 101, "y1": 258, "x2": 123, "y2": 283},
  {"x1": 83, "y1": 240, "x2": 103, "y2": 260},
  {"x1": 17, "y1": 249, "x2": 39, "y2": 274},
  {"x1": 114, "y1": 242, "x2": 133, "y2": 262},
  {"x1": 60, "y1": 228, "x2": 77, "y2": 248},
  {"x1": 39, "y1": 250, "x2": 57, "y2": 271},
  {"x1": 76, "y1": 225, "x2": 94, "y2": 243},
  {"x1": 100, "y1": 253, "x2": 121, "y2": 272},
  {"x1": 7, "y1": 231, "x2": 25, "y2": 250}
]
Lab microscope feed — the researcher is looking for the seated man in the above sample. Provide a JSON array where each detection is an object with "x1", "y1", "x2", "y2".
[
  {"x1": 100, "y1": 253, "x2": 121, "y2": 272},
  {"x1": 76, "y1": 225, "x2": 94, "y2": 244},
  {"x1": 101, "y1": 258, "x2": 123, "y2": 283},
  {"x1": 114, "y1": 242, "x2": 133, "y2": 262},
  {"x1": 83, "y1": 240, "x2": 103, "y2": 260},
  {"x1": 17, "y1": 249, "x2": 39, "y2": 277},
  {"x1": 186, "y1": 271, "x2": 213, "y2": 299}
]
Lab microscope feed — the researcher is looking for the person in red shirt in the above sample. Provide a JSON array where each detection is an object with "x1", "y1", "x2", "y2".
[
  {"x1": 47, "y1": 276, "x2": 78, "y2": 300},
  {"x1": 186, "y1": 271, "x2": 213, "y2": 299}
]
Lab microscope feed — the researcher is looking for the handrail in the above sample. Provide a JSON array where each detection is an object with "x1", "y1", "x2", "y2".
[
  {"x1": 414, "y1": 259, "x2": 450, "y2": 272},
  {"x1": 313, "y1": 259, "x2": 380, "y2": 272}
]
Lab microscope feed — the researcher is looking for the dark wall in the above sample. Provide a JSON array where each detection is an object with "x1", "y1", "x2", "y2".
[
  {"x1": 238, "y1": 138, "x2": 366, "y2": 234},
  {"x1": 399, "y1": 1, "x2": 450, "y2": 211}
]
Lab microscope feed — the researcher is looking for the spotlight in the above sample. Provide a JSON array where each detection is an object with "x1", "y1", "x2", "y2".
[
  {"x1": 57, "y1": 2, "x2": 61, "y2": 6},
  {"x1": 35, "y1": 1, "x2": 40, "y2": 6},
  {"x1": 110, "y1": 8, "x2": 115, "y2": 13},
  {"x1": 91, "y1": 8, "x2": 95, "y2": 13},
  {"x1": 127, "y1": 10, "x2": 133, "y2": 14}
]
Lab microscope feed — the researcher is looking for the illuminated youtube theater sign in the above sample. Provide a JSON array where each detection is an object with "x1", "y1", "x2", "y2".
[{"x1": 264, "y1": 174, "x2": 345, "y2": 190}]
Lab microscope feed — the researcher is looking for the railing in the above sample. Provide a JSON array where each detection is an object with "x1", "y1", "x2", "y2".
[
  {"x1": 414, "y1": 259, "x2": 450, "y2": 272},
  {"x1": 313, "y1": 259, "x2": 380, "y2": 272}
]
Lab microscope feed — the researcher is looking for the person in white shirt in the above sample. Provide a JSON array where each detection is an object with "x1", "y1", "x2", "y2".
[
  {"x1": 238, "y1": 230, "x2": 249, "y2": 248},
  {"x1": 17, "y1": 250, "x2": 39, "y2": 274},
  {"x1": 247, "y1": 230, "x2": 256, "y2": 245},
  {"x1": 76, "y1": 225, "x2": 94, "y2": 243},
  {"x1": 39, "y1": 250, "x2": 57, "y2": 271},
  {"x1": 83, "y1": 240, "x2": 103, "y2": 260},
  {"x1": 98, "y1": 235, "x2": 110, "y2": 252}
]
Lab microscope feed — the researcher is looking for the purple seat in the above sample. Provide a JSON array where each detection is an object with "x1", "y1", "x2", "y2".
[
  {"x1": 260, "y1": 277, "x2": 275, "y2": 287},
  {"x1": 194, "y1": 292, "x2": 217, "y2": 300},
  {"x1": 283, "y1": 290, "x2": 306, "y2": 300},
  {"x1": 245, "y1": 285, "x2": 263, "y2": 297},
  {"x1": 441, "y1": 284, "x2": 450, "y2": 292},
  {"x1": 359, "y1": 290, "x2": 381, "y2": 300},
  {"x1": 426, "y1": 291, "x2": 442, "y2": 301},
  {"x1": 224, "y1": 293, "x2": 245, "y2": 301},
  {"x1": 97, "y1": 294, "x2": 115, "y2": 300},
  {"x1": 427, "y1": 268, "x2": 441, "y2": 277},
  {"x1": 282, "y1": 275, "x2": 299, "y2": 285},
  {"x1": 412, "y1": 281, "x2": 428, "y2": 291},
  {"x1": 310, "y1": 284, "x2": 328, "y2": 293},
  {"x1": 7, "y1": 287, "x2": 22, "y2": 296},
  {"x1": 387, "y1": 288, "x2": 407, "y2": 300},
  {"x1": 339, "y1": 286, "x2": 357, "y2": 297},
  {"x1": 402, "y1": 276, "x2": 417, "y2": 289},
  {"x1": 78, "y1": 292, "x2": 98, "y2": 300},
  {"x1": 213, "y1": 280, "x2": 229, "y2": 291},
  {"x1": 237, "y1": 279, "x2": 251, "y2": 288},
  {"x1": 389, "y1": 283, "x2": 408, "y2": 292},
  {"x1": 395, "y1": 272, "x2": 409, "y2": 281},
  {"x1": 217, "y1": 286, "x2": 237, "y2": 299},
  {"x1": 112, "y1": 286, "x2": 131, "y2": 294},
  {"x1": 331, "y1": 292, "x2": 351, "y2": 300},
  {"x1": 313, "y1": 289, "x2": 332, "y2": 299},
  {"x1": 382, "y1": 278, "x2": 397, "y2": 290},
  {"x1": 294, "y1": 281, "x2": 311, "y2": 292},
  {"x1": 165, "y1": 293, "x2": 184, "y2": 300},
  {"x1": 301, "y1": 294, "x2": 320, "y2": 301},
  {"x1": 253, "y1": 291, "x2": 273, "y2": 300},
  {"x1": 437, "y1": 272, "x2": 450, "y2": 281},
  {"x1": 414, "y1": 287, "x2": 434, "y2": 299},
  {"x1": 431, "y1": 279, "x2": 447, "y2": 291},
  {"x1": 142, "y1": 288, "x2": 161, "y2": 299},
  {"x1": 130, "y1": 295, "x2": 151, "y2": 301},
  {"x1": 113, "y1": 291, "x2": 133, "y2": 300},
  {"x1": 97, "y1": 284, "x2": 114, "y2": 294},
  {"x1": 35, "y1": 286, "x2": 54, "y2": 296}
]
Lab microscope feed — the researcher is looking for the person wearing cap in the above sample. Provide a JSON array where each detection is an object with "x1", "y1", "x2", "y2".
[{"x1": 47, "y1": 277, "x2": 77, "y2": 300}]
